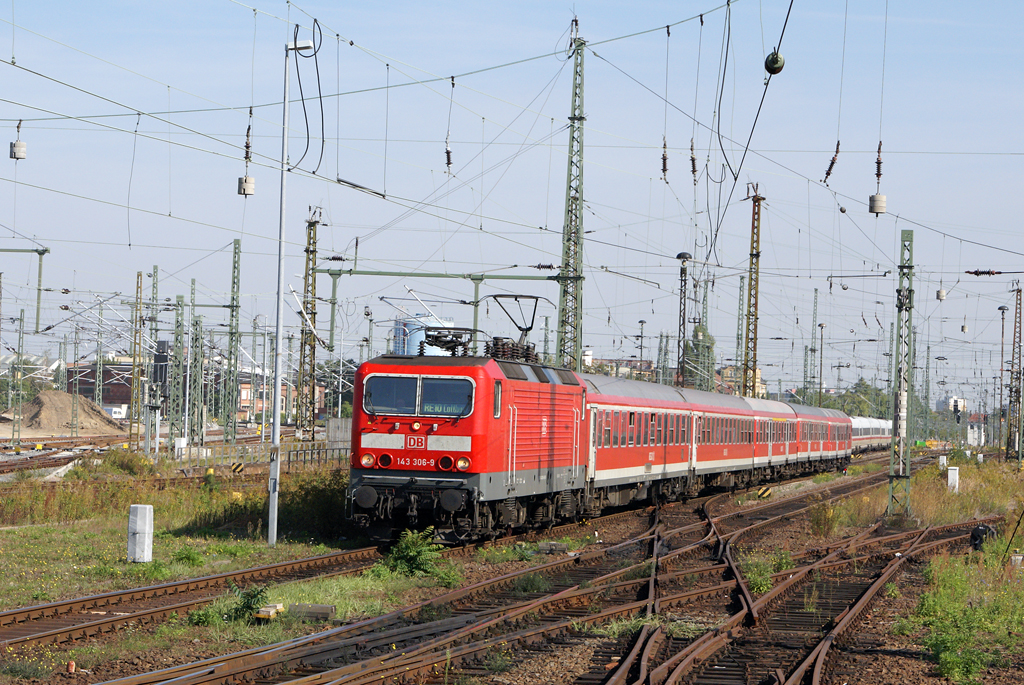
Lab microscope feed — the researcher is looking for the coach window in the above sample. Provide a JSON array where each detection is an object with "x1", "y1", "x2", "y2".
[
  {"x1": 604, "y1": 412, "x2": 612, "y2": 447},
  {"x1": 611, "y1": 411, "x2": 620, "y2": 447},
  {"x1": 493, "y1": 381, "x2": 502, "y2": 418},
  {"x1": 628, "y1": 412, "x2": 636, "y2": 446}
]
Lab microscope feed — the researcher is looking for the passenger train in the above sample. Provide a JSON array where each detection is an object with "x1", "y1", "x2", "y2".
[{"x1": 348, "y1": 348, "x2": 891, "y2": 541}]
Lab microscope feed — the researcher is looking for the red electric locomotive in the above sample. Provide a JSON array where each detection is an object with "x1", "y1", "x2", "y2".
[{"x1": 348, "y1": 335, "x2": 854, "y2": 542}]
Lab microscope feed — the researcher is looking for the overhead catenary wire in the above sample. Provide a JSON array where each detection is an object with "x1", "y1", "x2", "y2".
[{"x1": 822, "y1": 0, "x2": 849, "y2": 185}]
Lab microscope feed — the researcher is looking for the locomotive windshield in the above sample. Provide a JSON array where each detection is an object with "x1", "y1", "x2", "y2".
[
  {"x1": 421, "y1": 378, "x2": 473, "y2": 417},
  {"x1": 363, "y1": 374, "x2": 474, "y2": 417},
  {"x1": 364, "y1": 375, "x2": 417, "y2": 415}
]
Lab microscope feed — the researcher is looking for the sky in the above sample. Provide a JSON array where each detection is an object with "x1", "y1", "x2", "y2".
[{"x1": 1, "y1": 1, "x2": 1022, "y2": 411}]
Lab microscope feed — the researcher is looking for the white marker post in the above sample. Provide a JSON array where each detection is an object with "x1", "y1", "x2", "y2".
[{"x1": 947, "y1": 466, "x2": 960, "y2": 494}]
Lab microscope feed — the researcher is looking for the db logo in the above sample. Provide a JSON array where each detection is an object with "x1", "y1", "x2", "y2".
[{"x1": 406, "y1": 435, "x2": 426, "y2": 449}]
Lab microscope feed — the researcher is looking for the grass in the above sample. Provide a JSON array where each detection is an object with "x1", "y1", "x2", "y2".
[
  {"x1": 0, "y1": 466, "x2": 356, "y2": 609},
  {"x1": 909, "y1": 534, "x2": 1024, "y2": 683},
  {"x1": 573, "y1": 613, "x2": 712, "y2": 639},
  {"x1": 736, "y1": 548, "x2": 794, "y2": 595},
  {"x1": 511, "y1": 573, "x2": 552, "y2": 595},
  {"x1": 812, "y1": 472, "x2": 838, "y2": 485},
  {"x1": 476, "y1": 544, "x2": 533, "y2": 563},
  {"x1": 365, "y1": 528, "x2": 463, "y2": 589},
  {"x1": 847, "y1": 462, "x2": 884, "y2": 476},
  {"x1": 837, "y1": 459, "x2": 1024, "y2": 529},
  {"x1": 809, "y1": 495, "x2": 840, "y2": 537}
]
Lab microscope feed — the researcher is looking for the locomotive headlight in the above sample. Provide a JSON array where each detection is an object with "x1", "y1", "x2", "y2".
[
  {"x1": 412, "y1": 421, "x2": 421, "y2": 431},
  {"x1": 360, "y1": 453, "x2": 376, "y2": 468},
  {"x1": 456, "y1": 456, "x2": 472, "y2": 471}
]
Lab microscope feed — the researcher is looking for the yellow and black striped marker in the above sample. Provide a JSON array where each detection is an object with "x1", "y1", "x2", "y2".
[
  {"x1": 231, "y1": 463, "x2": 244, "y2": 474},
  {"x1": 757, "y1": 486, "x2": 772, "y2": 499}
]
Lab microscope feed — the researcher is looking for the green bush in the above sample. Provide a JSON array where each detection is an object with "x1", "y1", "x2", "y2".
[
  {"x1": 383, "y1": 528, "x2": 443, "y2": 577},
  {"x1": 228, "y1": 583, "x2": 269, "y2": 623},
  {"x1": 511, "y1": 573, "x2": 551, "y2": 595},
  {"x1": 101, "y1": 449, "x2": 157, "y2": 477},
  {"x1": 739, "y1": 558, "x2": 773, "y2": 594},
  {"x1": 187, "y1": 606, "x2": 222, "y2": 626},
  {"x1": 621, "y1": 561, "x2": 655, "y2": 581},
  {"x1": 0, "y1": 660, "x2": 51, "y2": 679},
  {"x1": 433, "y1": 562, "x2": 464, "y2": 589},
  {"x1": 172, "y1": 547, "x2": 205, "y2": 567}
]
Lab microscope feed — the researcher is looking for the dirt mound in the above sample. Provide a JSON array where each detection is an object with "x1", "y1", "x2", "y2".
[{"x1": 7, "y1": 389, "x2": 123, "y2": 435}]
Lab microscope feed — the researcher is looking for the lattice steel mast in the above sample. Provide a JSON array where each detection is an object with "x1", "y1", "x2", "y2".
[
  {"x1": 129, "y1": 272, "x2": 144, "y2": 452},
  {"x1": 188, "y1": 313, "x2": 205, "y2": 447},
  {"x1": 887, "y1": 229, "x2": 914, "y2": 517},
  {"x1": 297, "y1": 209, "x2": 320, "y2": 440},
  {"x1": 735, "y1": 275, "x2": 745, "y2": 375},
  {"x1": 168, "y1": 296, "x2": 186, "y2": 447},
  {"x1": 224, "y1": 239, "x2": 242, "y2": 444},
  {"x1": 741, "y1": 186, "x2": 763, "y2": 398},
  {"x1": 1008, "y1": 288, "x2": 1022, "y2": 462},
  {"x1": 809, "y1": 288, "x2": 818, "y2": 398},
  {"x1": 71, "y1": 328, "x2": 80, "y2": 437},
  {"x1": 555, "y1": 18, "x2": 586, "y2": 372}
]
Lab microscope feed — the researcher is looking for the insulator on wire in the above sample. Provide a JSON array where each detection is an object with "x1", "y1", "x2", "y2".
[
  {"x1": 690, "y1": 139, "x2": 697, "y2": 185},
  {"x1": 10, "y1": 119, "x2": 25, "y2": 160},
  {"x1": 661, "y1": 138, "x2": 668, "y2": 179},
  {"x1": 875, "y1": 141, "x2": 883, "y2": 184},
  {"x1": 445, "y1": 142, "x2": 452, "y2": 171},
  {"x1": 238, "y1": 107, "x2": 255, "y2": 196},
  {"x1": 822, "y1": 140, "x2": 840, "y2": 185}
]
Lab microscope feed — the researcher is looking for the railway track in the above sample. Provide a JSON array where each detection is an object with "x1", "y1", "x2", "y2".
[
  {"x1": 86, "y1": 460, "x2": 970, "y2": 685},
  {"x1": 0, "y1": 507, "x2": 654, "y2": 654},
  {"x1": 0, "y1": 547, "x2": 381, "y2": 651}
]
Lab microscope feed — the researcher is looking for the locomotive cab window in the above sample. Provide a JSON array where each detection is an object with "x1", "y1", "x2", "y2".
[
  {"x1": 493, "y1": 381, "x2": 502, "y2": 418},
  {"x1": 421, "y1": 378, "x2": 474, "y2": 417},
  {"x1": 363, "y1": 374, "x2": 474, "y2": 417},
  {"x1": 363, "y1": 375, "x2": 418, "y2": 415}
]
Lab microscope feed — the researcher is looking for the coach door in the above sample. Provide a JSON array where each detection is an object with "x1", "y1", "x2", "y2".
[
  {"x1": 689, "y1": 414, "x2": 698, "y2": 471},
  {"x1": 588, "y1": 408, "x2": 597, "y2": 480}
]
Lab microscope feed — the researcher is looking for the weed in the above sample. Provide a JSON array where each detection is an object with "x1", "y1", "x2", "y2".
[
  {"x1": 512, "y1": 573, "x2": 552, "y2": 595},
  {"x1": 664, "y1": 620, "x2": 707, "y2": 639},
  {"x1": 30, "y1": 590, "x2": 49, "y2": 602},
  {"x1": 621, "y1": 561, "x2": 655, "y2": 581},
  {"x1": 802, "y1": 584, "x2": 820, "y2": 613},
  {"x1": 384, "y1": 528, "x2": 443, "y2": 577},
  {"x1": 228, "y1": 583, "x2": 269, "y2": 623},
  {"x1": 582, "y1": 614, "x2": 663, "y2": 638},
  {"x1": 738, "y1": 557, "x2": 773, "y2": 594},
  {"x1": 418, "y1": 603, "x2": 452, "y2": 623},
  {"x1": 884, "y1": 582, "x2": 900, "y2": 599},
  {"x1": 433, "y1": 562, "x2": 463, "y2": 589},
  {"x1": 310, "y1": 543, "x2": 331, "y2": 556},
  {"x1": 187, "y1": 606, "x2": 222, "y2": 627},
  {"x1": 0, "y1": 659, "x2": 51, "y2": 679},
  {"x1": 808, "y1": 495, "x2": 839, "y2": 537},
  {"x1": 892, "y1": 616, "x2": 916, "y2": 636},
  {"x1": 134, "y1": 560, "x2": 173, "y2": 582},
  {"x1": 171, "y1": 547, "x2": 204, "y2": 567},
  {"x1": 770, "y1": 549, "x2": 793, "y2": 573},
  {"x1": 812, "y1": 472, "x2": 837, "y2": 485},
  {"x1": 483, "y1": 647, "x2": 514, "y2": 672},
  {"x1": 209, "y1": 542, "x2": 252, "y2": 559},
  {"x1": 477, "y1": 544, "x2": 533, "y2": 563}
]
